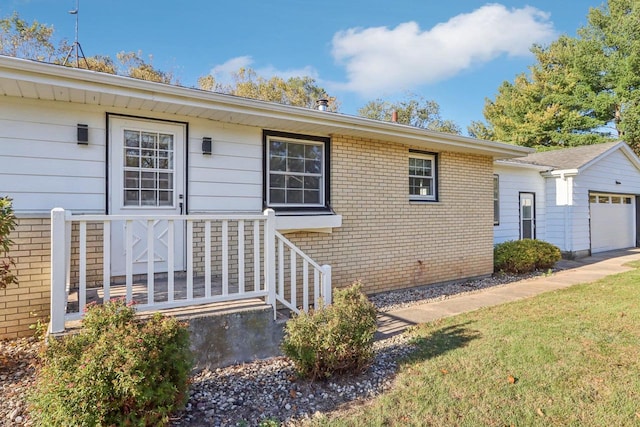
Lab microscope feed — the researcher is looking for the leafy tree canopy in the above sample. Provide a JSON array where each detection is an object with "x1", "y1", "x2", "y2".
[
  {"x1": 473, "y1": 0, "x2": 640, "y2": 154},
  {"x1": 358, "y1": 94, "x2": 461, "y2": 134},
  {"x1": 198, "y1": 68, "x2": 339, "y2": 111},
  {"x1": 0, "y1": 12, "x2": 176, "y2": 84},
  {"x1": 0, "y1": 12, "x2": 69, "y2": 61}
]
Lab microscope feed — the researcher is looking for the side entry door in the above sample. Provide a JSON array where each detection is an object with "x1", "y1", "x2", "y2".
[{"x1": 519, "y1": 192, "x2": 535, "y2": 240}]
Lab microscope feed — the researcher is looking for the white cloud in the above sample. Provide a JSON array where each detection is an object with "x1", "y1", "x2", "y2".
[
  {"x1": 208, "y1": 56, "x2": 254, "y2": 85},
  {"x1": 211, "y1": 55, "x2": 254, "y2": 75},
  {"x1": 209, "y1": 56, "x2": 319, "y2": 86},
  {"x1": 330, "y1": 3, "x2": 557, "y2": 96}
]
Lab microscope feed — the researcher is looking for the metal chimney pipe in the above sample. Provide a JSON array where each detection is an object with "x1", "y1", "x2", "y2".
[{"x1": 316, "y1": 98, "x2": 329, "y2": 111}]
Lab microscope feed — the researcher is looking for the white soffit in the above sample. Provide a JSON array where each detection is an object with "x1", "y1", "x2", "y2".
[{"x1": 0, "y1": 56, "x2": 532, "y2": 159}]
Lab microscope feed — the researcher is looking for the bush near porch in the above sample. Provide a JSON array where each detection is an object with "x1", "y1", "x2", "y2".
[
  {"x1": 281, "y1": 283, "x2": 377, "y2": 380},
  {"x1": 29, "y1": 299, "x2": 192, "y2": 426},
  {"x1": 494, "y1": 239, "x2": 561, "y2": 274}
]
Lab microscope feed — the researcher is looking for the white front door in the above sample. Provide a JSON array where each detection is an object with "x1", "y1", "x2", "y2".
[
  {"x1": 520, "y1": 192, "x2": 535, "y2": 240},
  {"x1": 109, "y1": 117, "x2": 186, "y2": 276}
]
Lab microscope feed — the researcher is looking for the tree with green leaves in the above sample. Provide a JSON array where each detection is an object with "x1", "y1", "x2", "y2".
[
  {"x1": 198, "y1": 67, "x2": 339, "y2": 111},
  {"x1": 473, "y1": 0, "x2": 640, "y2": 153},
  {"x1": 116, "y1": 51, "x2": 176, "y2": 84},
  {"x1": 358, "y1": 94, "x2": 461, "y2": 134},
  {"x1": 0, "y1": 197, "x2": 18, "y2": 290},
  {"x1": 0, "y1": 12, "x2": 69, "y2": 62},
  {"x1": 0, "y1": 13, "x2": 175, "y2": 84}
]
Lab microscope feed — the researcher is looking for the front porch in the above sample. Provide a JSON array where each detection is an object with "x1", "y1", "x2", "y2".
[{"x1": 49, "y1": 208, "x2": 332, "y2": 334}]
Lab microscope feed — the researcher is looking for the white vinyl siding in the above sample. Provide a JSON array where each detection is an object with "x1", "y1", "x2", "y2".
[
  {"x1": 493, "y1": 164, "x2": 546, "y2": 245},
  {"x1": 0, "y1": 97, "x2": 266, "y2": 215},
  {"x1": 0, "y1": 98, "x2": 106, "y2": 214},
  {"x1": 493, "y1": 175, "x2": 499, "y2": 225},
  {"x1": 188, "y1": 123, "x2": 262, "y2": 213},
  {"x1": 573, "y1": 149, "x2": 640, "y2": 253},
  {"x1": 498, "y1": 147, "x2": 640, "y2": 255}
]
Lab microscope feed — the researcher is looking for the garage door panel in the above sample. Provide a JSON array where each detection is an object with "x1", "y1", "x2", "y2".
[{"x1": 590, "y1": 194, "x2": 635, "y2": 253}]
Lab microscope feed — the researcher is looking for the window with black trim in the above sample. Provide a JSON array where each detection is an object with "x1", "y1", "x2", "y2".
[
  {"x1": 264, "y1": 130, "x2": 330, "y2": 211},
  {"x1": 493, "y1": 174, "x2": 500, "y2": 225},
  {"x1": 409, "y1": 151, "x2": 437, "y2": 201}
]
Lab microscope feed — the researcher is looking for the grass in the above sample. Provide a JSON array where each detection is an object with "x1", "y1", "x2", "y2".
[{"x1": 309, "y1": 264, "x2": 640, "y2": 426}]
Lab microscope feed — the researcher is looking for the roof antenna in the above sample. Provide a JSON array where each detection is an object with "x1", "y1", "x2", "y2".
[{"x1": 62, "y1": 0, "x2": 89, "y2": 69}]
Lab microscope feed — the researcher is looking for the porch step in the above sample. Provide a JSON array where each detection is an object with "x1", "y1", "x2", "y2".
[{"x1": 60, "y1": 298, "x2": 288, "y2": 370}]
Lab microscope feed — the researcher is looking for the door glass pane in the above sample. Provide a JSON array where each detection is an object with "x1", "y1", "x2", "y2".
[
  {"x1": 522, "y1": 220, "x2": 533, "y2": 239},
  {"x1": 123, "y1": 129, "x2": 174, "y2": 207},
  {"x1": 124, "y1": 130, "x2": 140, "y2": 147}
]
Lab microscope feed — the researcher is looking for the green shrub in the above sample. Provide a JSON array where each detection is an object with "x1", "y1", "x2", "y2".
[
  {"x1": 0, "y1": 196, "x2": 18, "y2": 290},
  {"x1": 494, "y1": 239, "x2": 561, "y2": 274},
  {"x1": 30, "y1": 299, "x2": 193, "y2": 426},
  {"x1": 281, "y1": 282, "x2": 378, "y2": 380}
]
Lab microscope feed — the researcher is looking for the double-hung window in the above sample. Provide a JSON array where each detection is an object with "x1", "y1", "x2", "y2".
[
  {"x1": 409, "y1": 151, "x2": 437, "y2": 201},
  {"x1": 264, "y1": 130, "x2": 330, "y2": 211}
]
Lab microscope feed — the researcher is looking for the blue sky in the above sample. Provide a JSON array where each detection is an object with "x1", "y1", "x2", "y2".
[{"x1": 3, "y1": 0, "x2": 603, "y2": 133}]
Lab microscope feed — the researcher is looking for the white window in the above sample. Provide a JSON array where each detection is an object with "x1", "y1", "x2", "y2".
[
  {"x1": 265, "y1": 131, "x2": 328, "y2": 209},
  {"x1": 409, "y1": 152, "x2": 437, "y2": 201},
  {"x1": 123, "y1": 129, "x2": 174, "y2": 207}
]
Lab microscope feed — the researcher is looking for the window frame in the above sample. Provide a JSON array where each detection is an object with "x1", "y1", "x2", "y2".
[
  {"x1": 493, "y1": 174, "x2": 500, "y2": 225},
  {"x1": 409, "y1": 150, "x2": 438, "y2": 202},
  {"x1": 263, "y1": 130, "x2": 331, "y2": 212},
  {"x1": 122, "y1": 129, "x2": 176, "y2": 208}
]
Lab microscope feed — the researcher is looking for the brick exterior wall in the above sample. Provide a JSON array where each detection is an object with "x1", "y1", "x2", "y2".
[
  {"x1": 1, "y1": 135, "x2": 495, "y2": 338},
  {"x1": 0, "y1": 217, "x2": 51, "y2": 339},
  {"x1": 282, "y1": 135, "x2": 495, "y2": 295}
]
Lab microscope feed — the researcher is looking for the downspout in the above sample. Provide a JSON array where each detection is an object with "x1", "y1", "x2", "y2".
[
  {"x1": 561, "y1": 172, "x2": 569, "y2": 255},
  {"x1": 563, "y1": 173, "x2": 575, "y2": 256}
]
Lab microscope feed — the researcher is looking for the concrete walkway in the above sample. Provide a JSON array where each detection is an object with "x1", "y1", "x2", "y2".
[{"x1": 377, "y1": 248, "x2": 640, "y2": 339}]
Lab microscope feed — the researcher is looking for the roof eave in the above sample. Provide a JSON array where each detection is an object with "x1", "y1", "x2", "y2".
[
  {"x1": 578, "y1": 141, "x2": 640, "y2": 172},
  {"x1": 494, "y1": 159, "x2": 551, "y2": 171},
  {"x1": 541, "y1": 169, "x2": 579, "y2": 178},
  {"x1": 0, "y1": 56, "x2": 532, "y2": 159}
]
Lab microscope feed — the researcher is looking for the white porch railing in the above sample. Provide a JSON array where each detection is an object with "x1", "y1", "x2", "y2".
[
  {"x1": 274, "y1": 231, "x2": 332, "y2": 314},
  {"x1": 49, "y1": 208, "x2": 331, "y2": 334}
]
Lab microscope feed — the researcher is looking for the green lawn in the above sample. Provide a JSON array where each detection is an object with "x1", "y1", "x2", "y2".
[{"x1": 311, "y1": 264, "x2": 640, "y2": 426}]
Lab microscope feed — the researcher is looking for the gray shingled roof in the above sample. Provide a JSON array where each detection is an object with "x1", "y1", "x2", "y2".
[{"x1": 507, "y1": 141, "x2": 622, "y2": 170}]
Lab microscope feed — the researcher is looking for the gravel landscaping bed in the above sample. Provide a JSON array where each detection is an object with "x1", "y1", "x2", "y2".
[
  {"x1": 0, "y1": 337, "x2": 40, "y2": 426},
  {"x1": 1, "y1": 270, "x2": 551, "y2": 426}
]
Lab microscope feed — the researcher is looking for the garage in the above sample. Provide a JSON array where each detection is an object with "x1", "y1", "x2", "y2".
[{"x1": 589, "y1": 193, "x2": 636, "y2": 253}]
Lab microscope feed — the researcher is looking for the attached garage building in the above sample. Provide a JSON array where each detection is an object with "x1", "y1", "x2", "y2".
[{"x1": 495, "y1": 141, "x2": 640, "y2": 258}]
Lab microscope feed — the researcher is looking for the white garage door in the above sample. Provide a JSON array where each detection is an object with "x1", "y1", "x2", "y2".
[{"x1": 590, "y1": 193, "x2": 635, "y2": 253}]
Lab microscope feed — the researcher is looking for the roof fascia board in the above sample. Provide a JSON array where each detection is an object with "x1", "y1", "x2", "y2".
[
  {"x1": 494, "y1": 159, "x2": 551, "y2": 171},
  {"x1": 578, "y1": 142, "x2": 640, "y2": 173},
  {"x1": 0, "y1": 56, "x2": 532, "y2": 158},
  {"x1": 541, "y1": 169, "x2": 579, "y2": 178}
]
